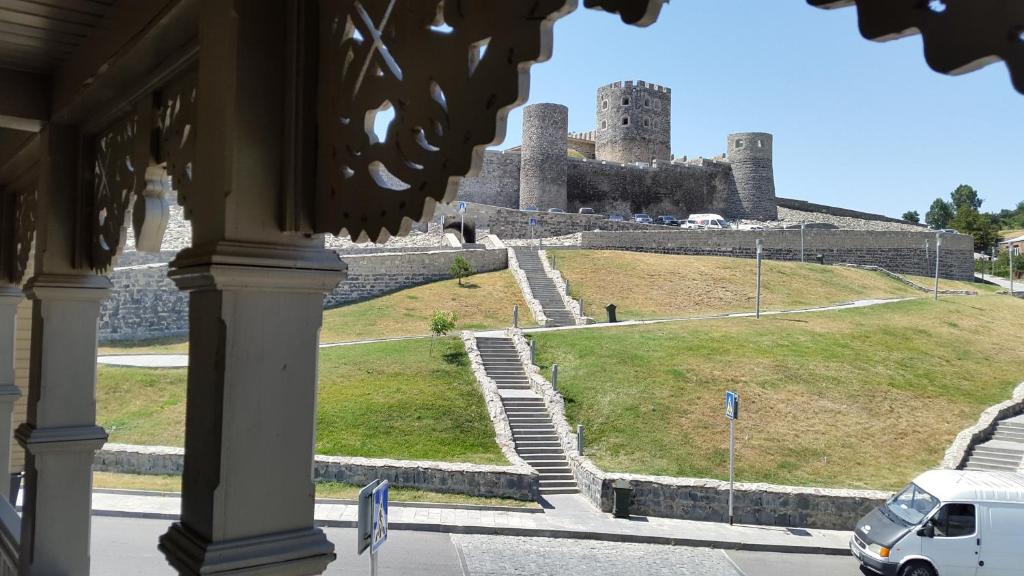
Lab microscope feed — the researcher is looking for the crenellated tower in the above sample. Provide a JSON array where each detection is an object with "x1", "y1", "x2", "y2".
[{"x1": 594, "y1": 80, "x2": 671, "y2": 164}]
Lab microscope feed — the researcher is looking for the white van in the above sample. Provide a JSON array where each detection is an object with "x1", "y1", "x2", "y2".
[
  {"x1": 851, "y1": 469, "x2": 1024, "y2": 576},
  {"x1": 686, "y1": 213, "x2": 729, "y2": 229}
]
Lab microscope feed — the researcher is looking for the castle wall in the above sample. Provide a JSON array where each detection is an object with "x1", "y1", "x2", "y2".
[
  {"x1": 519, "y1": 103, "x2": 568, "y2": 211},
  {"x1": 455, "y1": 150, "x2": 520, "y2": 209},
  {"x1": 487, "y1": 206, "x2": 662, "y2": 239},
  {"x1": 580, "y1": 230, "x2": 975, "y2": 280}
]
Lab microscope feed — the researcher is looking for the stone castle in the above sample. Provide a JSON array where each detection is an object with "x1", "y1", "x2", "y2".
[{"x1": 457, "y1": 80, "x2": 779, "y2": 220}]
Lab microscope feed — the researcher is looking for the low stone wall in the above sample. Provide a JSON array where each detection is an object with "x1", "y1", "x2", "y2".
[
  {"x1": 100, "y1": 246, "x2": 509, "y2": 341},
  {"x1": 580, "y1": 229, "x2": 975, "y2": 281},
  {"x1": 835, "y1": 264, "x2": 977, "y2": 295},
  {"x1": 324, "y1": 247, "x2": 508, "y2": 308},
  {"x1": 488, "y1": 206, "x2": 662, "y2": 239},
  {"x1": 95, "y1": 443, "x2": 539, "y2": 501},
  {"x1": 777, "y1": 198, "x2": 920, "y2": 226},
  {"x1": 941, "y1": 382, "x2": 1024, "y2": 471},
  {"x1": 506, "y1": 330, "x2": 889, "y2": 530}
]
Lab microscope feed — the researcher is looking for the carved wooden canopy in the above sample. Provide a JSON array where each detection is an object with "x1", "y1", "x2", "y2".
[{"x1": 810, "y1": 0, "x2": 1024, "y2": 95}]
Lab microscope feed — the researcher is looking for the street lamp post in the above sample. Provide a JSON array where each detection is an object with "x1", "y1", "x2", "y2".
[
  {"x1": 755, "y1": 239, "x2": 763, "y2": 318},
  {"x1": 934, "y1": 234, "x2": 942, "y2": 301}
]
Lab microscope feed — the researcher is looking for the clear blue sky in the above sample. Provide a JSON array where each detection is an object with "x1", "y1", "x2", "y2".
[{"x1": 495, "y1": 2, "x2": 1022, "y2": 218}]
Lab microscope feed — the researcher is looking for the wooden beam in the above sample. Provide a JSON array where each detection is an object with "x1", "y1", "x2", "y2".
[
  {"x1": 0, "y1": 129, "x2": 37, "y2": 188},
  {"x1": 50, "y1": 0, "x2": 199, "y2": 125},
  {"x1": 0, "y1": 68, "x2": 49, "y2": 132}
]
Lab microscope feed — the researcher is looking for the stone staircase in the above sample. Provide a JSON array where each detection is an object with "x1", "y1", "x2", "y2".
[
  {"x1": 512, "y1": 247, "x2": 576, "y2": 327},
  {"x1": 476, "y1": 336, "x2": 578, "y2": 495},
  {"x1": 964, "y1": 414, "x2": 1024, "y2": 473}
]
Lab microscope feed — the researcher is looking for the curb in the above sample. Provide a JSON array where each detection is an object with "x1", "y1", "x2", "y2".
[{"x1": 90, "y1": 509, "x2": 850, "y2": 556}]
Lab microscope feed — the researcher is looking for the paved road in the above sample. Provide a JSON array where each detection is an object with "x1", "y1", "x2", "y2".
[{"x1": 92, "y1": 516, "x2": 863, "y2": 575}]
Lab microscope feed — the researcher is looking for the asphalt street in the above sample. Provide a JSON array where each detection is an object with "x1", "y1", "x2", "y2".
[{"x1": 91, "y1": 516, "x2": 865, "y2": 575}]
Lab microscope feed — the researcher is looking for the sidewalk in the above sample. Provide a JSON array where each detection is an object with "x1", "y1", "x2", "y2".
[
  {"x1": 975, "y1": 273, "x2": 1020, "y2": 296},
  {"x1": 89, "y1": 490, "x2": 852, "y2": 556}
]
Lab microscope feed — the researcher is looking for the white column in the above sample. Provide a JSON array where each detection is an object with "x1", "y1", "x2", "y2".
[
  {"x1": 0, "y1": 286, "x2": 22, "y2": 502},
  {"x1": 158, "y1": 2, "x2": 344, "y2": 573},
  {"x1": 15, "y1": 124, "x2": 110, "y2": 576}
]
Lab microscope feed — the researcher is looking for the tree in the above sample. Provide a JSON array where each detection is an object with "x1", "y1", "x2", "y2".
[
  {"x1": 949, "y1": 206, "x2": 1000, "y2": 252},
  {"x1": 449, "y1": 255, "x2": 474, "y2": 286},
  {"x1": 902, "y1": 210, "x2": 920, "y2": 224},
  {"x1": 429, "y1": 311, "x2": 457, "y2": 355},
  {"x1": 925, "y1": 198, "x2": 954, "y2": 229},
  {"x1": 950, "y1": 184, "x2": 982, "y2": 211}
]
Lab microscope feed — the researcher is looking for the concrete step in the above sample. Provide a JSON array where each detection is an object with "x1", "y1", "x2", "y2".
[
  {"x1": 527, "y1": 460, "x2": 568, "y2": 469},
  {"x1": 974, "y1": 445, "x2": 1024, "y2": 457},
  {"x1": 517, "y1": 446, "x2": 563, "y2": 455},
  {"x1": 967, "y1": 454, "x2": 1021, "y2": 467},
  {"x1": 539, "y1": 479, "x2": 578, "y2": 489},
  {"x1": 497, "y1": 385, "x2": 532, "y2": 390},
  {"x1": 539, "y1": 487, "x2": 580, "y2": 495},
  {"x1": 502, "y1": 399, "x2": 544, "y2": 405},
  {"x1": 966, "y1": 461, "x2": 1019, "y2": 472},
  {"x1": 508, "y1": 417, "x2": 552, "y2": 424},
  {"x1": 992, "y1": 431, "x2": 1024, "y2": 442},
  {"x1": 515, "y1": 441, "x2": 562, "y2": 449},
  {"x1": 538, "y1": 473, "x2": 575, "y2": 482}
]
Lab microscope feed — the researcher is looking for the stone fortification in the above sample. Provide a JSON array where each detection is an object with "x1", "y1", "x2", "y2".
[
  {"x1": 595, "y1": 80, "x2": 671, "y2": 164},
  {"x1": 456, "y1": 80, "x2": 781, "y2": 220},
  {"x1": 727, "y1": 133, "x2": 777, "y2": 220},
  {"x1": 486, "y1": 206, "x2": 661, "y2": 239},
  {"x1": 519, "y1": 103, "x2": 568, "y2": 211},
  {"x1": 580, "y1": 229, "x2": 975, "y2": 280},
  {"x1": 100, "y1": 246, "x2": 508, "y2": 342},
  {"x1": 776, "y1": 198, "x2": 924, "y2": 228}
]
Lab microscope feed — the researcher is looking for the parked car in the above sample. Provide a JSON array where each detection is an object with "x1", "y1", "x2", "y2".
[
  {"x1": 680, "y1": 219, "x2": 699, "y2": 229},
  {"x1": 851, "y1": 469, "x2": 1024, "y2": 576},
  {"x1": 578, "y1": 207, "x2": 595, "y2": 215},
  {"x1": 607, "y1": 214, "x2": 625, "y2": 222},
  {"x1": 547, "y1": 208, "x2": 565, "y2": 213},
  {"x1": 522, "y1": 206, "x2": 539, "y2": 212},
  {"x1": 655, "y1": 215, "x2": 679, "y2": 226},
  {"x1": 633, "y1": 213, "x2": 653, "y2": 224},
  {"x1": 688, "y1": 213, "x2": 729, "y2": 229}
]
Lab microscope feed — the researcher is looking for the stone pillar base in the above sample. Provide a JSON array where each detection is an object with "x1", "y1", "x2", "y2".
[{"x1": 160, "y1": 523, "x2": 335, "y2": 576}]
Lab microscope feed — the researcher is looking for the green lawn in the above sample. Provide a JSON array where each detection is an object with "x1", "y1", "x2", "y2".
[
  {"x1": 532, "y1": 293, "x2": 1024, "y2": 490},
  {"x1": 92, "y1": 472, "x2": 538, "y2": 508},
  {"x1": 100, "y1": 269, "x2": 528, "y2": 355},
  {"x1": 98, "y1": 337, "x2": 506, "y2": 465},
  {"x1": 547, "y1": 250, "x2": 990, "y2": 321}
]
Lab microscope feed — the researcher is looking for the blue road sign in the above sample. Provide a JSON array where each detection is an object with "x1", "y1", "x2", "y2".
[
  {"x1": 458, "y1": 201, "x2": 467, "y2": 214},
  {"x1": 371, "y1": 480, "x2": 389, "y2": 553},
  {"x1": 529, "y1": 217, "x2": 537, "y2": 226},
  {"x1": 725, "y1": 391, "x2": 739, "y2": 420}
]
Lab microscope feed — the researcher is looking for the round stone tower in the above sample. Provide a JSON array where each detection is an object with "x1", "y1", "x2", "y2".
[
  {"x1": 594, "y1": 80, "x2": 671, "y2": 164},
  {"x1": 519, "y1": 103, "x2": 568, "y2": 211},
  {"x1": 726, "y1": 132, "x2": 778, "y2": 220}
]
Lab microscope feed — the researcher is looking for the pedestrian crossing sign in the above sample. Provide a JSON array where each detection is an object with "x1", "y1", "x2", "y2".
[
  {"x1": 725, "y1": 391, "x2": 739, "y2": 420},
  {"x1": 371, "y1": 480, "x2": 389, "y2": 553}
]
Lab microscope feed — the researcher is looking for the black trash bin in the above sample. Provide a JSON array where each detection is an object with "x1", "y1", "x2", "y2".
[
  {"x1": 612, "y1": 479, "x2": 632, "y2": 518},
  {"x1": 815, "y1": 254, "x2": 825, "y2": 265},
  {"x1": 605, "y1": 304, "x2": 618, "y2": 324}
]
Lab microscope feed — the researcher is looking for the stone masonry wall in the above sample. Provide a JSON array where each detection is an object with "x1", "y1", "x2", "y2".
[
  {"x1": 95, "y1": 443, "x2": 539, "y2": 501},
  {"x1": 455, "y1": 150, "x2": 521, "y2": 209},
  {"x1": 100, "y1": 247, "x2": 508, "y2": 341},
  {"x1": 323, "y1": 247, "x2": 508, "y2": 308},
  {"x1": 580, "y1": 229, "x2": 975, "y2": 281},
  {"x1": 487, "y1": 206, "x2": 662, "y2": 239}
]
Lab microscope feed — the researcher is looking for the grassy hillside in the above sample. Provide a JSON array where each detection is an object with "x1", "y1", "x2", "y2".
[
  {"x1": 548, "y1": 249, "x2": 986, "y2": 321},
  {"x1": 100, "y1": 269, "x2": 528, "y2": 354},
  {"x1": 98, "y1": 337, "x2": 506, "y2": 465},
  {"x1": 532, "y1": 294, "x2": 1024, "y2": 490}
]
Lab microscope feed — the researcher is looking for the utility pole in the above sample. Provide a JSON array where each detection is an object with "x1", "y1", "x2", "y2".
[{"x1": 755, "y1": 239, "x2": 763, "y2": 319}]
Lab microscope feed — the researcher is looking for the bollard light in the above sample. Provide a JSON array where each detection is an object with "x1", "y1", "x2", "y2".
[
  {"x1": 530, "y1": 338, "x2": 536, "y2": 364},
  {"x1": 551, "y1": 363, "x2": 559, "y2": 390},
  {"x1": 577, "y1": 424, "x2": 585, "y2": 456},
  {"x1": 513, "y1": 304, "x2": 519, "y2": 328}
]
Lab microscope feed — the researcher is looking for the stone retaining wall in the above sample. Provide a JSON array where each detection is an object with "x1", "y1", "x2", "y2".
[
  {"x1": 580, "y1": 229, "x2": 975, "y2": 281},
  {"x1": 95, "y1": 443, "x2": 539, "y2": 501},
  {"x1": 488, "y1": 206, "x2": 661, "y2": 239},
  {"x1": 506, "y1": 329, "x2": 889, "y2": 530},
  {"x1": 324, "y1": 247, "x2": 508, "y2": 308},
  {"x1": 99, "y1": 247, "x2": 509, "y2": 341}
]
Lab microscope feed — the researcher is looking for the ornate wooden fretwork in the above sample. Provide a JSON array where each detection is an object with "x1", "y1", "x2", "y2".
[
  {"x1": 316, "y1": 0, "x2": 577, "y2": 241},
  {"x1": 0, "y1": 188, "x2": 36, "y2": 284},
  {"x1": 92, "y1": 113, "x2": 145, "y2": 270},
  {"x1": 157, "y1": 71, "x2": 197, "y2": 220},
  {"x1": 583, "y1": 0, "x2": 667, "y2": 26},
  {"x1": 809, "y1": 0, "x2": 1024, "y2": 95}
]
